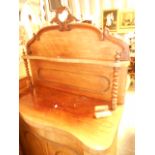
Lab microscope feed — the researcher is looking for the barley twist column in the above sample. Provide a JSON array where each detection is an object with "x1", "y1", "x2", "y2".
[
  {"x1": 23, "y1": 51, "x2": 33, "y2": 89},
  {"x1": 111, "y1": 51, "x2": 120, "y2": 110}
]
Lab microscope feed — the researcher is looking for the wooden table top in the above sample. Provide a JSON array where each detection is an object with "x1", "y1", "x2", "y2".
[{"x1": 19, "y1": 86, "x2": 123, "y2": 152}]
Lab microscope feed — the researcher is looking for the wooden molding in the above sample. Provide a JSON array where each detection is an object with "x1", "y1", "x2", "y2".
[{"x1": 22, "y1": 55, "x2": 129, "y2": 67}]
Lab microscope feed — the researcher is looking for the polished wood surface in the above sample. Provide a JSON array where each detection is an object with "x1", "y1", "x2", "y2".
[
  {"x1": 23, "y1": 23, "x2": 129, "y2": 108},
  {"x1": 20, "y1": 86, "x2": 123, "y2": 155},
  {"x1": 27, "y1": 23, "x2": 129, "y2": 61},
  {"x1": 20, "y1": 16, "x2": 130, "y2": 155}
]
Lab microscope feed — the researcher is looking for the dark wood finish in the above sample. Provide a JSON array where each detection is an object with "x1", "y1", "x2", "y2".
[{"x1": 19, "y1": 77, "x2": 31, "y2": 96}]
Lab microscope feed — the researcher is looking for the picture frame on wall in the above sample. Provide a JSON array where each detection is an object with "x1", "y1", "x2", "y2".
[
  {"x1": 103, "y1": 9, "x2": 118, "y2": 31},
  {"x1": 119, "y1": 10, "x2": 135, "y2": 29}
]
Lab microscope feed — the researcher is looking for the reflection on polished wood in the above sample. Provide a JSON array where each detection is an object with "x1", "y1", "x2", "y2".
[{"x1": 20, "y1": 86, "x2": 123, "y2": 155}]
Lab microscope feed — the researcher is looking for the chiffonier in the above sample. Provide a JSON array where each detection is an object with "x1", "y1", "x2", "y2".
[{"x1": 19, "y1": 7, "x2": 130, "y2": 155}]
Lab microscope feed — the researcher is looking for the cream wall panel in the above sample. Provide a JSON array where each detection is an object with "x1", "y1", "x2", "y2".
[
  {"x1": 104, "y1": 0, "x2": 113, "y2": 9},
  {"x1": 113, "y1": 0, "x2": 124, "y2": 9},
  {"x1": 127, "y1": 0, "x2": 136, "y2": 9},
  {"x1": 61, "y1": 0, "x2": 69, "y2": 7},
  {"x1": 70, "y1": 0, "x2": 81, "y2": 20},
  {"x1": 79, "y1": 0, "x2": 91, "y2": 20},
  {"x1": 90, "y1": 0, "x2": 101, "y2": 28}
]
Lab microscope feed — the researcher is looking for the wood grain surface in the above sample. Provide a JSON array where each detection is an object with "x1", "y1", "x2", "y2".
[
  {"x1": 20, "y1": 86, "x2": 123, "y2": 155},
  {"x1": 20, "y1": 21, "x2": 129, "y2": 155}
]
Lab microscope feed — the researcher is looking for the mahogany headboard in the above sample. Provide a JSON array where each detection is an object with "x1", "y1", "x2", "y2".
[{"x1": 23, "y1": 7, "x2": 130, "y2": 110}]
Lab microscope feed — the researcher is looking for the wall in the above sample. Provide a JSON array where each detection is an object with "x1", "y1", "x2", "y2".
[
  {"x1": 19, "y1": 0, "x2": 41, "y2": 78},
  {"x1": 46, "y1": 0, "x2": 135, "y2": 30}
]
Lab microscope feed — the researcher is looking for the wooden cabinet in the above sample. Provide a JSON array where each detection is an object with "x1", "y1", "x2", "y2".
[
  {"x1": 20, "y1": 7, "x2": 129, "y2": 155},
  {"x1": 20, "y1": 116, "x2": 81, "y2": 155},
  {"x1": 20, "y1": 119, "x2": 47, "y2": 155}
]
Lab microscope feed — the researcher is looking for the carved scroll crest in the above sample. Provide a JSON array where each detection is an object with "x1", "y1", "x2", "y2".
[{"x1": 50, "y1": 7, "x2": 78, "y2": 31}]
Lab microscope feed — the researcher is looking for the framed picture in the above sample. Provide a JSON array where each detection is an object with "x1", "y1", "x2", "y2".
[
  {"x1": 119, "y1": 10, "x2": 135, "y2": 29},
  {"x1": 103, "y1": 9, "x2": 118, "y2": 31}
]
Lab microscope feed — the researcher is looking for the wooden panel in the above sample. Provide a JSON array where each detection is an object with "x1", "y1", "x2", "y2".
[
  {"x1": 20, "y1": 115, "x2": 82, "y2": 155},
  {"x1": 28, "y1": 59, "x2": 129, "y2": 105},
  {"x1": 19, "y1": 118, "x2": 47, "y2": 155},
  {"x1": 24, "y1": 22, "x2": 130, "y2": 108},
  {"x1": 19, "y1": 77, "x2": 31, "y2": 96},
  {"x1": 24, "y1": 132, "x2": 46, "y2": 155},
  {"x1": 47, "y1": 141, "x2": 79, "y2": 155},
  {"x1": 19, "y1": 77, "x2": 28, "y2": 90},
  {"x1": 27, "y1": 24, "x2": 129, "y2": 61},
  {"x1": 38, "y1": 67, "x2": 110, "y2": 93},
  {"x1": 30, "y1": 60, "x2": 114, "y2": 102}
]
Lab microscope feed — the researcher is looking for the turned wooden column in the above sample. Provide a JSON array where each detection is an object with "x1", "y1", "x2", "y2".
[
  {"x1": 111, "y1": 51, "x2": 121, "y2": 110},
  {"x1": 23, "y1": 51, "x2": 33, "y2": 89}
]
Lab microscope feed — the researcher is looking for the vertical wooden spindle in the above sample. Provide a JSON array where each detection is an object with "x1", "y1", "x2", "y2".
[
  {"x1": 111, "y1": 51, "x2": 120, "y2": 110},
  {"x1": 23, "y1": 51, "x2": 33, "y2": 89}
]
